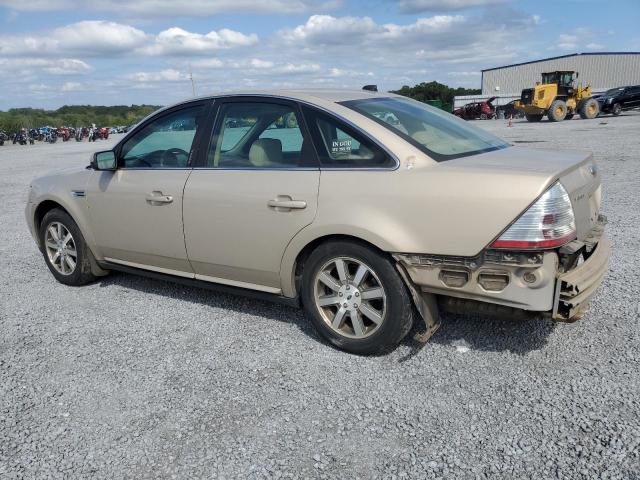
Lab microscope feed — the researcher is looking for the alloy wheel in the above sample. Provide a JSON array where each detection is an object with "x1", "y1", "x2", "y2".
[
  {"x1": 313, "y1": 257, "x2": 387, "y2": 339},
  {"x1": 44, "y1": 222, "x2": 77, "y2": 276}
]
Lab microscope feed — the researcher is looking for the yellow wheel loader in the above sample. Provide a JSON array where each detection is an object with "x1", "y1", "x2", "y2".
[{"x1": 515, "y1": 71, "x2": 599, "y2": 122}]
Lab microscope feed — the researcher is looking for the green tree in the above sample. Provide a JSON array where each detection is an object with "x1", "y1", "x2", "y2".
[{"x1": 391, "y1": 81, "x2": 481, "y2": 111}]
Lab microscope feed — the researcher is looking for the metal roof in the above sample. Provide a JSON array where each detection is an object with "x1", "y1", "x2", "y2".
[{"x1": 482, "y1": 52, "x2": 640, "y2": 73}]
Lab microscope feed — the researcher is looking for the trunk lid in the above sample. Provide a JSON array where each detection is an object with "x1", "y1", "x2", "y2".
[{"x1": 448, "y1": 146, "x2": 602, "y2": 242}]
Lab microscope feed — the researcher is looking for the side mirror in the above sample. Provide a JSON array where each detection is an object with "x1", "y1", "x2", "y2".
[{"x1": 92, "y1": 150, "x2": 117, "y2": 170}]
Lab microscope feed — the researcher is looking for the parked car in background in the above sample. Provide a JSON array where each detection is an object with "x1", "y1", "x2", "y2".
[
  {"x1": 496, "y1": 100, "x2": 525, "y2": 119},
  {"x1": 0, "y1": 129, "x2": 7, "y2": 146},
  {"x1": 597, "y1": 85, "x2": 640, "y2": 115},
  {"x1": 453, "y1": 97, "x2": 496, "y2": 120},
  {"x1": 26, "y1": 89, "x2": 609, "y2": 354}
]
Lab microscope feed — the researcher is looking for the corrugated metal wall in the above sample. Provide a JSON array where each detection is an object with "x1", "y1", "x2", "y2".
[{"x1": 481, "y1": 53, "x2": 640, "y2": 96}]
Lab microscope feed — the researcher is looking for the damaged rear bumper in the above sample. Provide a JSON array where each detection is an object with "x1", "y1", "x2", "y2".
[
  {"x1": 552, "y1": 234, "x2": 610, "y2": 321},
  {"x1": 393, "y1": 233, "x2": 610, "y2": 329}
]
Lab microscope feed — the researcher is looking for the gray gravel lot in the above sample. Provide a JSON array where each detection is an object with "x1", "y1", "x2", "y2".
[{"x1": 1, "y1": 113, "x2": 639, "y2": 479}]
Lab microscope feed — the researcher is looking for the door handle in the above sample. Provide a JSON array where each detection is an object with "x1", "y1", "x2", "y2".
[
  {"x1": 268, "y1": 197, "x2": 307, "y2": 211},
  {"x1": 146, "y1": 192, "x2": 173, "y2": 204}
]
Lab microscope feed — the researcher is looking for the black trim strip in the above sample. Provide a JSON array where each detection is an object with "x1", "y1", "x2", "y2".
[{"x1": 100, "y1": 261, "x2": 301, "y2": 308}]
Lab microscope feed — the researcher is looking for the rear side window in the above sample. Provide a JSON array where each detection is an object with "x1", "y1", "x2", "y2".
[
  {"x1": 302, "y1": 106, "x2": 394, "y2": 169},
  {"x1": 207, "y1": 102, "x2": 309, "y2": 168}
]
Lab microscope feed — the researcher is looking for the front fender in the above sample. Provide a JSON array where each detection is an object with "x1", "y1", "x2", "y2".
[{"x1": 28, "y1": 169, "x2": 99, "y2": 257}]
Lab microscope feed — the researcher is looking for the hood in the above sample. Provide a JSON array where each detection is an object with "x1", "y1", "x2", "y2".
[{"x1": 486, "y1": 96, "x2": 497, "y2": 105}]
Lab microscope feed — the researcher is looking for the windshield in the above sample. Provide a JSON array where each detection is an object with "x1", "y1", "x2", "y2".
[{"x1": 340, "y1": 96, "x2": 509, "y2": 161}]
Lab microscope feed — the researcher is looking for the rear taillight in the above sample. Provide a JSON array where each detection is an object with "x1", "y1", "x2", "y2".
[{"x1": 491, "y1": 182, "x2": 576, "y2": 249}]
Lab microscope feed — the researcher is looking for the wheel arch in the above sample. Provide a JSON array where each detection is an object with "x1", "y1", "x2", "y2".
[
  {"x1": 31, "y1": 197, "x2": 96, "y2": 254},
  {"x1": 32, "y1": 199, "x2": 73, "y2": 248},
  {"x1": 280, "y1": 226, "x2": 395, "y2": 298}
]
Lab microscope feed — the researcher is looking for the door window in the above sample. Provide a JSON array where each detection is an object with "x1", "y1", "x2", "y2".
[
  {"x1": 208, "y1": 102, "x2": 309, "y2": 168},
  {"x1": 302, "y1": 106, "x2": 391, "y2": 168},
  {"x1": 120, "y1": 105, "x2": 204, "y2": 168}
]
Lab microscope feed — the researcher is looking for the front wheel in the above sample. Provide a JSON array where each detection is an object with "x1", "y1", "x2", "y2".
[
  {"x1": 612, "y1": 103, "x2": 622, "y2": 116},
  {"x1": 301, "y1": 241, "x2": 415, "y2": 355},
  {"x1": 39, "y1": 209, "x2": 97, "y2": 286},
  {"x1": 579, "y1": 98, "x2": 599, "y2": 119},
  {"x1": 548, "y1": 99, "x2": 567, "y2": 122}
]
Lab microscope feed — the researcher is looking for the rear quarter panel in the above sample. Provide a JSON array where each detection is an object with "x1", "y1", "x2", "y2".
[{"x1": 279, "y1": 156, "x2": 553, "y2": 297}]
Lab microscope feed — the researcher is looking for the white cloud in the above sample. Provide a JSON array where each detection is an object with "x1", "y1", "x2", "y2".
[
  {"x1": 192, "y1": 58, "x2": 225, "y2": 69},
  {"x1": 128, "y1": 69, "x2": 189, "y2": 82},
  {"x1": 45, "y1": 59, "x2": 92, "y2": 75},
  {"x1": 0, "y1": 21, "x2": 148, "y2": 57},
  {"x1": 0, "y1": 57, "x2": 91, "y2": 76},
  {"x1": 249, "y1": 58, "x2": 275, "y2": 69},
  {"x1": 61, "y1": 82, "x2": 82, "y2": 91},
  {"x1": 0, "y1": 0, "x2": 339, "y2": 15},
  {"x1": 281, "y1": 15, "x2": 380, "y2": 44},
  {"x1": 557, "y1": 34, "x2": 578, "y2": 50},
  {"x1": 143, "y1": 27, "x2": 258, "y2": 56},
  {"x1": 552, "y1": 29, "x2": 605, "y2": 52},
  {"x1": 0, "y1": 22, "x2": 256, "y2": 58},
  {"x1": 54, "y1": 21, "x2": 148, "y2": 53},
  {"x1": 397, "y1": 0, "x2": 507, "y2": 12}
]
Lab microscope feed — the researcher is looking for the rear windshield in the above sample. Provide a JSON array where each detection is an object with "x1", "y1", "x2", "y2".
[{"x1": 340, "y1": 96, "x2": 510, "y2": 161}]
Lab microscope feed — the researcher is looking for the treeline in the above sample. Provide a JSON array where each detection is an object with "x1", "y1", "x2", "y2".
[
  {"x1": 0, "y1": 105, "x2": 162, "y2": 133},
  {"x1": 392, "y1": 81, "x2": 481, "y2": 109}
]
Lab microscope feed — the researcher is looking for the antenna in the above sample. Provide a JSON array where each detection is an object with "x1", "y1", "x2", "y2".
[{"x1": 189, "y1": 65, "x2": 196, "y2": 96}]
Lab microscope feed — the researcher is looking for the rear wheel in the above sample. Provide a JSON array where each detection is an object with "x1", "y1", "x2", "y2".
[
  {"x1": 548, "y1": 99, "x2": 567, "y2": 122},
  {"x1": 39, "y1": 209, "x2": 97, "y2": 286},
  {"x1": 301, "y1": 241, "x2": 414, "y2": 355},
  {"x1": 579, "y1": 98, "x2": 599, "y2": 119},
  {"x1": 612, "y1": 103, "x2": 622, "y2": 116},
  {"x1": 525, "y1": 114, "x2": 544, "y2": 122}
]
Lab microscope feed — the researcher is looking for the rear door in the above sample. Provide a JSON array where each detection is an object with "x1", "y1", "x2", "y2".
[
  {"x1": 627, "y1": 86, "x2": 640, "y2": 109},
  {"x1": 183, "y1": 97, "x2": 320, "y2": 293}
]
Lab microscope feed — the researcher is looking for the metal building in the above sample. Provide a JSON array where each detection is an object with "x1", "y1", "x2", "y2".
[{"x1": 481, "y1": 52, "x2": 640, "y2": 96}]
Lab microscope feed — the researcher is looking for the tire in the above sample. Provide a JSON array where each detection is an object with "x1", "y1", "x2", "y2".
[
  {"x1": 548, "y1": 99, "x2": 567, "y2": 122},
  {"x1": 612, "y1": 103, "x2": 622, "y2": 116},
  {"x1": 525, "y1": 114, "x2": 543, "y2": 122},
  {"x1": 579, "y1": 98, "x2": 599, "y2": 119},
  {"x1": 39, "y1": 208, "x2": 97, "y2": 286},
  {"x1": 301, "y1": 240, "x2": 415, "y2": 355}
]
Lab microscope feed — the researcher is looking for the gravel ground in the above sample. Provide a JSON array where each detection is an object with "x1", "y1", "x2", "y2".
[{"x1": 1, "y1": 113, "x2": 639, "y2": 479}]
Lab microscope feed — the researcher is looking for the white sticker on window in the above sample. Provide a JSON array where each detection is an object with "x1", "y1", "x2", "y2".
[{"x1": 331, "y1": 139, "x2": 352, "y2": 154}]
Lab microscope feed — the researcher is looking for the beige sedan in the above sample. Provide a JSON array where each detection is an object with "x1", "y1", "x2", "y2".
[{"x1": 25, "y1": 89, "x2": 609, "y2": 354}]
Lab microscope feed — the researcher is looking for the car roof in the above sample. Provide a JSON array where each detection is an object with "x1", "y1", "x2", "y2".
[{"x1": 173, "y1": 88, "x2": 399, "y2": 110}]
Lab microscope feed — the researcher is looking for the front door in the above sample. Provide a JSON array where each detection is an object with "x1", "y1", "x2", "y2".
[
  {"x1": 86, "y1": 103, "x2": 207, "y2": 275},
  {"x1": 183, "y1": 99, "x2": 320, "y2": 293}
]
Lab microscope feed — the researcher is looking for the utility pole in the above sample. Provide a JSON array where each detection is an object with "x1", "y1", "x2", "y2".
[{"x1": 189, "y1": 65, "x2": 196, "y2": 97}]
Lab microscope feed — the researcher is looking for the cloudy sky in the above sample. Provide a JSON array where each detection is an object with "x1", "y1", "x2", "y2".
[{"x1": 0, "y1": 0, "x2": 638, "y2": 109}]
